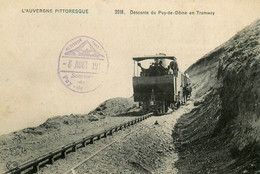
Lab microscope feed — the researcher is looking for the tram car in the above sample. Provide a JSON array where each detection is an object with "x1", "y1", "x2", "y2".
[{"x1": 132, "y1": 55, "x2": 190, "y2": 115}]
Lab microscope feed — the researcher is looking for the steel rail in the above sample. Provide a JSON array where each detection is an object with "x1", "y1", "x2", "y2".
[
  {"x1": 64, "y1": 126, "x2": 144, "y2": 174},
  {"x1": 4, "y1": 113, "x2": 153, "y2": 174}
]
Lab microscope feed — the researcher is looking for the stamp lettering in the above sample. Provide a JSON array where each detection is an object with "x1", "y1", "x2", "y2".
[
  {"x1": 74, "y1": 60, "x2": 88, "y2": 69},
  {"x1": 58, "y1": 36, "x2": 108, "y2": 93}
]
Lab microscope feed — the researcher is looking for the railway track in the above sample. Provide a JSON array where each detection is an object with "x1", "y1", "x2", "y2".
[
  {"x1": 4, "y1": 113, "x2": 153, "y2": 174},
  {"x1": 64, "y1": 124, "x2": 144, "y2": 174}
]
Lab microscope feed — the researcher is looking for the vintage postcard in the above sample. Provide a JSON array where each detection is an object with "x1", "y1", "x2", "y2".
[{"x1": 0, "y1": 0, "x2": 259, "y2": 173}]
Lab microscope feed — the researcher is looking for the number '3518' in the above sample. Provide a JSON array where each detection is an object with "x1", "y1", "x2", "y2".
[{"x1": 115, "y1": 10, "x2": 124, "y2": 14}]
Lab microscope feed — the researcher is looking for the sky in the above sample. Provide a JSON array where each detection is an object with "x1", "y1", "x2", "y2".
[{"x1": 0, "y1": 0, "x2": 259, "y2": 135}]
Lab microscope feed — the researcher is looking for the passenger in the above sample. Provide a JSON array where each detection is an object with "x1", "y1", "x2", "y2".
[
  {"x1": 169, "y1": 58, "x2": 179, "y2": 77},
  {"x1": 137, "y1": 63, "x2": 149, "y2": 76},
  {"x1": 148, "y1": 63, "x2": 156, "y2": 76},
  {"x1": 168, "y1": 65, "x2": 173, "y2": 74},
  {"x1": 149, "y1": 60, "x2": 161, "y2": 76},
  {"x1": 158, "y1": 60, "x2": 168, "y2": 75},
  {"x1": 149, "y1": 62, "x2": 155, "y2": 69},
  {"x1": 154, "y1": 62, "x2": 161, "y2": 76},
  {"x1": 183, "y1": 84, "x2": 187, "y2": 104},
  {"x1": 187, "y1": 83, "x2": 192, "y2": 99},
  {"x1": 177, "y1": 92, "x2": 181, "y2": 108},
  {"x1": 184, "y1": 72, "x2": 190, "y2": 79}
]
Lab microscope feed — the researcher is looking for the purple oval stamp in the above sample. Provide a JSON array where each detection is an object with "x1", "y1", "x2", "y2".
[{"x1": 58, "y1": 36, "x2": 109, "y2": 93}]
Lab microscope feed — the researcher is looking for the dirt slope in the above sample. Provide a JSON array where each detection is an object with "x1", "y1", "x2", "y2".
[
  {"x1": 173, "y1": 19, "x2": 260, "y2": 174},
  {"x1": 0, "y1": 97, "x2": 138, "y2": 173},
  {"x1": 89, "y1": 97, "x2": 138, "y2": 116}
]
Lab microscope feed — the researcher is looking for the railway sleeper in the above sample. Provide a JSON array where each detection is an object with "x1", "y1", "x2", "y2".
[
  {"x1": 61, "y1": 150, "x2": 67, "y2": 159},
  {"x1": 19, "y1": 165, "x2": 38, "y2": 174},
  {"x1": 32, "y1": 159, "x2": 48, "y2": 173},
  {"x1": 48, "y1": 156, "x2": 54, "y2": 165},
  {"x1": 109, "y1": 129, "x2": 113, "y2": 135},
  {"x1": 72, "y1": 145, "x2": 77, "y2": 152},
  {"x1": 31, "y1": 157, "x2": 54, "y2": 173},
  {"x1": 89, "y1": 137, "x2": 94, "y2": 144},
  {"x1": 82, "y1": 140, "x2": 88, "y2": 147},
  {"x1": 97, "y1": 134, "x2": 101, "y2": 140},
  {"x1": 31, "y1": 164, "x2": 40, "y2": 173}
]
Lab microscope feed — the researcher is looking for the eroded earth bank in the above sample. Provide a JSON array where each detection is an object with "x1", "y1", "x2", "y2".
[{"x1": 173, "y1": 20, "x2": 260, "y2": 174}]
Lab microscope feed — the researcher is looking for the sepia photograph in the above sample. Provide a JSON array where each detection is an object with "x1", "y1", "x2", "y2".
[{"x1": 0, "y1": 0, "x2": 259, "y2": 173}]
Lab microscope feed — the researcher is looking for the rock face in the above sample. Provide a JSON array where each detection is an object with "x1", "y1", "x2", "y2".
[{"x1": 173, "y1": 19, "x2": 260, "y2": 173}]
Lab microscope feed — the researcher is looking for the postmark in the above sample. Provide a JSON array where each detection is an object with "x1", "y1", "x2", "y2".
[{"x1": 58, "y1": 36, "x2": 109, "y2": 93}]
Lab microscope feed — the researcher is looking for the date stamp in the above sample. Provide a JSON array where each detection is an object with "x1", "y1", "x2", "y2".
[{"x1": 58, "y1": 36, "x2": 109, "y2": 93}]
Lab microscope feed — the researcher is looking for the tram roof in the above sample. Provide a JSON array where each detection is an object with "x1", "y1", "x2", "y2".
[{"x1": 132, "y1": 55, "x2": 176, "y2": 61}]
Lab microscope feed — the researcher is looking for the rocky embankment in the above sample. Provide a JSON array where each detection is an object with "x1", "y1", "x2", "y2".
[{"x1": 173, "y1": 20, "x2": 260, "y2": 173}]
